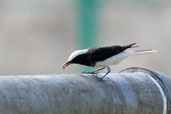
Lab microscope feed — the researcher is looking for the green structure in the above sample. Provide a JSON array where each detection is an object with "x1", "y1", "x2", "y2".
[{"x1": 77, "y1": 0, "x2": 99, "y2": 71}]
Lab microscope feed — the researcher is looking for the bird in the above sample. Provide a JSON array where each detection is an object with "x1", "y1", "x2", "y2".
[{"x1": 61, "y1": 43, "x2": 157, "y2": 80}]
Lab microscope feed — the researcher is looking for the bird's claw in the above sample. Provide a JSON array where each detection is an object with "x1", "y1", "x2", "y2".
[
  {"x1": 82, "y1": 71, "x2": 100, "y2": 78},
  {"x1": 82, "y1": 71, "x2": 98, "y2": 74}
]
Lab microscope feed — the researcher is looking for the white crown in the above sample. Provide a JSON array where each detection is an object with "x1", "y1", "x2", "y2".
[{"x1": 67, "y1": 49, "x2": 88, "y2": 62}]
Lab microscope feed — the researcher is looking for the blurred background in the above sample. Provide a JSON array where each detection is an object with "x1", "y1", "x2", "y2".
[{"x1": 0, "y1": 0, "x2": 170, "y2": 76}]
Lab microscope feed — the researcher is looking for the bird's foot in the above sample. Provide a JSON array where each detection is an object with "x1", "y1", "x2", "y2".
[
  {"x1": 82, "y1": 71, "x2": 100, "y2": 78},
  {"x1": 82, "y1": 71, "x2": 98, "y2": 74}
]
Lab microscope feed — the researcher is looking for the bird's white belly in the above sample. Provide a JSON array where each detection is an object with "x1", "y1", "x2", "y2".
[{"x1": 95, "y1": 51, "x2": 129, "y2": 67}]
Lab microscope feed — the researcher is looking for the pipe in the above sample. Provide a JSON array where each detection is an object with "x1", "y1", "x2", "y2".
[{"x1": 0, "y1": 67, "x2": 170, "y2": 114}]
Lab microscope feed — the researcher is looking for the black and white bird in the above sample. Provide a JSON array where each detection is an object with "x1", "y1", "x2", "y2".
[{"x1": 61, "y1": 43, "x2": 157, "y2": 80}]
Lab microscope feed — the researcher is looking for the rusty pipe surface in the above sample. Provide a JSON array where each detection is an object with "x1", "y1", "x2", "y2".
[{"x1": 0, "y1": 67, "x2": 170, "y2": 114}]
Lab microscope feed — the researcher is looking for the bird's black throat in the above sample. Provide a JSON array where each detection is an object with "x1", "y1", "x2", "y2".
[{"x1": 70, "y1": 53, "x2": 95, "y2": 67}]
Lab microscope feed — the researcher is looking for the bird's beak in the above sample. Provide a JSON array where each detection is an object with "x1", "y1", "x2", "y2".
[{"x1": 61, "y1": 62, "x2": 71, "y2": 70}]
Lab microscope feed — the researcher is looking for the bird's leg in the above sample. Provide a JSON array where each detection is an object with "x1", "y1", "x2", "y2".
[
  {"x1": 100, "y1": 66, "x2": 111, "y2": 80},
  {"x1": 91, "y1": 67, "x2": 106, "y2": 73},
  {"x1": 82, "y1": 67, "x2": 105, "y2": 74}
]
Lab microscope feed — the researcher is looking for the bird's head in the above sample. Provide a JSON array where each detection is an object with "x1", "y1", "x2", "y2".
[{"x1": 61, "y1": 49, "x2": 88, "y2": 70}]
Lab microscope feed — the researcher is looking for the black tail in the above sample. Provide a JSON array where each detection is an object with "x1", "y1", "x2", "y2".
[{"x1": 124, "y1": 43, "x2": 139, "y2": 49}]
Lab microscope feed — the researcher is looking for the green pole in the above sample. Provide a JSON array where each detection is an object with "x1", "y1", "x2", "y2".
[{"x1": 77, "y1": 0, "x2": 99, "y2": 71}]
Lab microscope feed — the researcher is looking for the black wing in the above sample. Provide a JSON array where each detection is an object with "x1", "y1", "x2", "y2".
[{"x1": 87, "y1": 43, "x2": 136, "y2": 63}]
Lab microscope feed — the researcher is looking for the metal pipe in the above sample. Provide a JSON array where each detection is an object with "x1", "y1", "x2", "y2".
[{"x1": 0, "y1": 67, "x2": 170, "y2": 114}]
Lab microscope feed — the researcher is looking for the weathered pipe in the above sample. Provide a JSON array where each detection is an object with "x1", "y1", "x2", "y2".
[{"x1": 0, "y1": 67, "x2": 170, "y2": 114}]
